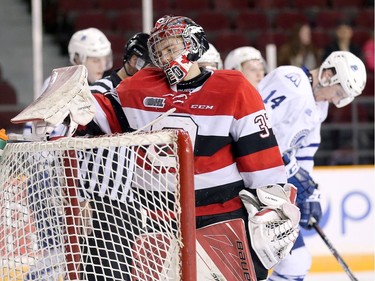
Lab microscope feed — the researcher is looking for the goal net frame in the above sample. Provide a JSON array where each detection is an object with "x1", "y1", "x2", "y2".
[{"x1": 0, "y1": 129, "x2": 196, "y2": 280}]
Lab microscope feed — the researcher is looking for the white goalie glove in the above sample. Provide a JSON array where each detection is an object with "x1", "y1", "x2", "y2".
[
  {"x1": 239, "y1": 183, "x2": 300, "y2": 269},
  {"x1": 11, "y1": 65, "x2": 96, "y2": 139}
]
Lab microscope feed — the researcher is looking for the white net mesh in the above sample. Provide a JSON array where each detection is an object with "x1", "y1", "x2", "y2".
[{"x1": 0, "y1": 130, "x2": 193, "y2": 281}]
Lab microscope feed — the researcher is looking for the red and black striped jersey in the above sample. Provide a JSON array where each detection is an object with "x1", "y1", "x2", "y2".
[{"x1": 93, "y1": 67, "x2": 287, "y2": 215}]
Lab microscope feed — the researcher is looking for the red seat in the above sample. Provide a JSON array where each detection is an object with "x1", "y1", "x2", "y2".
[
  {"x1": 254, "y1": 30, "x2": 288, "y2": 53},
  {"x1": 352, "y1": 29, "x2": 371, "y2": 46},
  {"x1": 234, "y1": 11, "x2": 269, "y2": 30},
  {"x1": 311, "y1": 29, "x2": 332, "y2": 49},
  {"x1": 213, "y1": 31, "x2": 250, "y2": 56},
  {"x1": 96, "y1": 0, "x2": 133, "y2": 11},
  {"x1": 354, "y1": 9, "x2": 374, "y2": 29},
  {"x1": 73, "y1": 10, "x2": 112, "y2": 31},
  {"x1": 113, "y1": 10, "x2": 143, "y2": 34},
  {"x1": 174, "y1": 0, "x2": 211, "y2": 10},
  {"x1": 213, "y1": 0, "x2": 249, "y2": 10},
  {"x1": 362, "y1": 73, "x2": 374, "y2": 96},
  {"x1": 152, "y1": 0, "x2": 171, "y2": 12},
  {"x1": 253, "y1": 0, "x2": 289, "y2": 9},
  {"x1": 293, "y1": 0, "x2": 328, "y2": 9},
  {"x1": 106, "y1": 33, "x2": 126, "y2": 55},
  {"x1": 273, "y1": 11, "x2": 309, "y2": 29},
  {"x1": 195, "y1": 11, "x2": 232, "y2": 32},
  {"x1": 57, "y1": 0, "x2": 93, "y2": 13},
  {"x1": 331, "y1": 0, "x2": 363, "y2": 7},
  {"x1": 314, "y1": 10, "x2": 345, "y2": 29}
]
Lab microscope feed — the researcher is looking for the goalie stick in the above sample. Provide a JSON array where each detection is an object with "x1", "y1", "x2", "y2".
[{"x1": 313, "y1": 223, "x2": 358, "y2": 281}]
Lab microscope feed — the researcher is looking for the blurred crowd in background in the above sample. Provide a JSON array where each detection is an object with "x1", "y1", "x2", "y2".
[{"x1": 1, "y1": 0, "x2": 374, "y2": 165}]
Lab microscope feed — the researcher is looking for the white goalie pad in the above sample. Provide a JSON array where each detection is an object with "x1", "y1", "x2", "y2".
[
  {"x1": 11, "y1": 65, "x2": 96, "y2": 138},
  {"x1": 196, "y1": 219, "x2": 257, "y2": 281}
]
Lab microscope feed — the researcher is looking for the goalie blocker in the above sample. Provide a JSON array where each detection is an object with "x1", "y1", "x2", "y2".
[{"x1": 239, "y1": 183, "x2": 300, "y2": 271}]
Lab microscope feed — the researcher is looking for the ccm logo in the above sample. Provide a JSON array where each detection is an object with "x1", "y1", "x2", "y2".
[{"x1": 191, "y1": 104, "x2": 214, "y2": 110}]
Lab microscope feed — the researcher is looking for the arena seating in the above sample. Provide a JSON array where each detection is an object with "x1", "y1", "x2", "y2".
[
  {"x1": 213, "y1": 0, "x2": 250, "y2": 10},
  {"x1": 331, "y1": 0, "x2": 364, "y2": 7},
  {"x1": 234, "y1": 11, "x2": 270, "y2": 31},
  {"x1": 314, "y1": 10, "x2": 346, "y2": 29},
  {"x1": 273, "y1": 10, "x2": 309, "y2": 29},
  {"x1": 47, "y1": 0, "x2": 373, "y2": 72},
  {"x1": 292, "y1": 0, "x2": 328, "y2": 9},
  {"x1": 96, "y1": 0, "x2": 133, "y2": 11},
  {"x1": 213, "y1": 31, "x2": 250, "y2": 56},
  {"x1": 252, "y1": 0, "x2": 289, "y2": 9},
  {"x1": 57, "y1": 0, "x2": 92, "y2": 13},
  {"x1": 353, "y1": 8, "x2": 374, "y2": 28},
  {"x1": 73, "y1": 10, "x2": 112, "y2": 31}
]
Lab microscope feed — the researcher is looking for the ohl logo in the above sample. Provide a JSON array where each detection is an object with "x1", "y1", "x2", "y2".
[{"x1": 143, "y1": 97, "x2": 165, "y2": 108}]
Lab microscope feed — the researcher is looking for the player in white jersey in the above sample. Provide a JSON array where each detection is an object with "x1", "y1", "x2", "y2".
[
  {"x1": 227, "y1": 47, "x2": 367, "y2": 280},
  {"x1": 224, "y1": 46, "x2": 267, "y2": 88},
  {"x1": 24, "y1": 27, "x2": 113, "y2": 138},
  {"x1": 197, "y1": 43, "x2": 223, "y2": 70},
  {"x1": 47, "y1": 27, "x2": 113, "y2": 92},
  {"x1": 90, "y1": 32, "x2": 151, "y2": 95}
]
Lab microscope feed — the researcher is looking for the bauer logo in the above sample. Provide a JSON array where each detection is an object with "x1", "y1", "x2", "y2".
[{"x1": 143, "y1": 97, "x2": 165, "y2": 108}]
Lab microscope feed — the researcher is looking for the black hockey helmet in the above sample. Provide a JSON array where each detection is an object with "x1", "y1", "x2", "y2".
[{"x1": 123, "y1": 32, "x2": 151, "y2": 64}]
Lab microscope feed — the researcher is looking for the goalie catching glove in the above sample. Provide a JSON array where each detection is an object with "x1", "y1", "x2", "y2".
[
  {"x1": 11, "y1": 65, "x2": 96, "y2": 138},
  {"x1": 239, "y1": 184, "x2": 300, "y2": 269}
]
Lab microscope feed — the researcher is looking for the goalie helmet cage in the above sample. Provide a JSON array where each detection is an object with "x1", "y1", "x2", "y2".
[{"x1": 0, "y1": 130, "x2": 196, "y2": 281}]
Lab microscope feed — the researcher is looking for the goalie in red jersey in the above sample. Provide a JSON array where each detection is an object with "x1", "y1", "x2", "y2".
[{"x1": 84, "y1": 15, "x2": 301, "y2": 280}]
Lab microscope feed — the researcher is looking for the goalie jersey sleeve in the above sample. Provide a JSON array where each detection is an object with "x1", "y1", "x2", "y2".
[
  {"x1": 92, "y1": 67, "x2": 287, "y2": 215},
  {"x1": 257, "y1": 66, "x2": 329, "y2": 173}
]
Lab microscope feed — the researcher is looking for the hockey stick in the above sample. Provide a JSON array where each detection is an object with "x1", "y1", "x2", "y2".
[{"x1": 312, "y1": 223, "x2": 358, "y2": 281}]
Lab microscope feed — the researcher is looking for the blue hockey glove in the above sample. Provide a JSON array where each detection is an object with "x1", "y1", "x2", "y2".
[
  {"x1": 283, "y1": 154, "x2": 318, "y2": 203},
  {"x1": 298, "y1": 189, "x2": 322, "y2": 229}
]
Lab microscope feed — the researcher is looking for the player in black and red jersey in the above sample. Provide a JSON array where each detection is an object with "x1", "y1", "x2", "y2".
[{"x1": 83, "y1": 15, "x2": 301, "y2": 280}]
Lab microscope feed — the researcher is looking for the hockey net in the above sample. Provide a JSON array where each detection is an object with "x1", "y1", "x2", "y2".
[{"x1": 0, "y1": 130, "x2": 196, "y2": 281}]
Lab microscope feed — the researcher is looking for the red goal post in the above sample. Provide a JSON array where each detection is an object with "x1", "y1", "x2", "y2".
[{"x1": 0, "y1": 130, "x2": 196, "y2": 280}]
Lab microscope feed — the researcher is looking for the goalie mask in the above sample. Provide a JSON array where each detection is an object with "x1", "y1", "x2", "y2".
[
  {"x1": 318, "y1": 51, "x2": 366, "y2": 108},
  {"x1": 148, "y1": 15, "x2": 209, "y2": 85}
]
